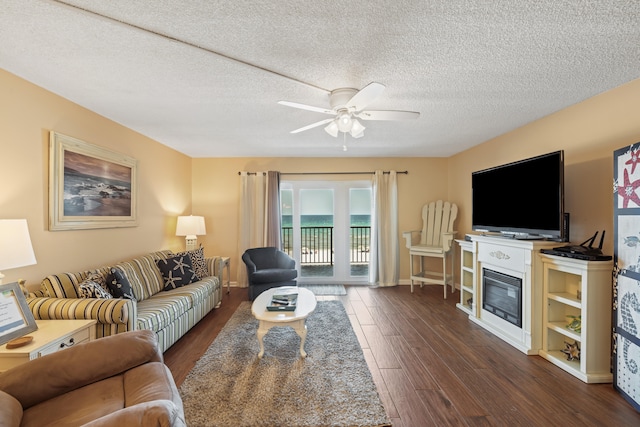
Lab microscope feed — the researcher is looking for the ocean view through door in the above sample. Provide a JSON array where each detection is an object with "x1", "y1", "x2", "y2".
[{"x1": 281, "y1": 181, "x2": 371, "y2": 285}]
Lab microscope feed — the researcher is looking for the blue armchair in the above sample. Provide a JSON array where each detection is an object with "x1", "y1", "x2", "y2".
[{"x1": 242, "y1": 247, "x2": 298, "y2": 300}]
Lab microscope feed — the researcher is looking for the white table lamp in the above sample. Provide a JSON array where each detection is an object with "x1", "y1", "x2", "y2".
[
  {"x1": 0, "y1": 219, "x2": 37, "y2": 285},
  {"x1": 176, "y1": 215, "x2": 206, "y2": 251}
]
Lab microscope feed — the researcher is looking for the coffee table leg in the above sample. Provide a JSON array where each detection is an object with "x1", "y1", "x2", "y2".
[
  {"x1": 294, "y1": 320, "x2": 308, "y2": 358},
  {"x1": 257, "y1": 321, "x2": 269, "y2": 358}
]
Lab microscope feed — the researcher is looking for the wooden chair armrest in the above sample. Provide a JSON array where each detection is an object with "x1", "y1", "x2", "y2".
[{"x1": 402, "y1": 230, "x2": 421, "y2": 248}]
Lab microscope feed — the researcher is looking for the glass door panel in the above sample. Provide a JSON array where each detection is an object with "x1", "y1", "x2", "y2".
[
  {"x1": 300, "y1": 189, "x2": 334, "y2": 278},
  {"x1": 350, "y1": 188, "x2": 371, "y2": 277},
  {"x1": 281, "y1": 180, "x2": 371, "y2": 284}
]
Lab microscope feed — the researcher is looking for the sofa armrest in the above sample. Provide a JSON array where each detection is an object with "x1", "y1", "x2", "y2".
[
  {"x1": 0, "y1": 330, "x2": 161, "y2": 410},
  {"x1": 28, "y1": 297, "x2": 136, "y2": 332},
  {"x1": 275, "y1": 250, "x2": 295, "y2": 269},
  {"x1": 0, "y1": 391, "x2": 22, "y2": 427},
  {"x1": 205, "y1": 256, "x2": 224, "y2": 283},
  {"x1": 241, "y1": 252, "x2": 257, "y2": 274},
  {"x1": 82, "y1": 400, "x2": 186, "y2": 427}
]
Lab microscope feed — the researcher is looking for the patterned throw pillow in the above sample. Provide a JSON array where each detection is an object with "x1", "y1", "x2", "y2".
[
  {"x1": 157, "y1": 255, "x2": 198, "y2": 290},
  {"x1": 78, "y1": 277, "x2": 113, "y2": 299},
  {"x1": 106, "y1": 267, "x2": 137, "y2": 301},
  {"x1": 177, "y1": 246, "x2": 208, "y2": 280}
]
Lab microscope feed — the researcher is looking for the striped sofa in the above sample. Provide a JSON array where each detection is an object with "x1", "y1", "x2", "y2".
[{"x1": 27, "y1": 250, "x2": 223, "y2": 353}]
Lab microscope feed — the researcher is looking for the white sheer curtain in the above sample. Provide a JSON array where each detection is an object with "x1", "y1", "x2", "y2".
[
  {"x1": 238, "y1": 171, "x2": 281, "y2": 287},
  {"x1": 369, "y1": 170, "x2": 399, "y2": 287}
]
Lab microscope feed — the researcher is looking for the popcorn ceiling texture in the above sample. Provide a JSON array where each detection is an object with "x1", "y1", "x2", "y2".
[{"x1": 1, "y1": 1, "x2": 639, "y2": 157}]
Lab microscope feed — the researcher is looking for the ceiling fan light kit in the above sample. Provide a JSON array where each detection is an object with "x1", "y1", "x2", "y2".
[
  {"x1": 279, "y1": 82, "x2": 419, "y2": 141},
  {"x1": 324, "y1": 121, "x2": 339, "y2": 137}
]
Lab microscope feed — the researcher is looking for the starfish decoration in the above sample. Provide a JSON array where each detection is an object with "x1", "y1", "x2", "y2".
[
  {"x1": 617, "y1": 168, "x2": 640, "y2": 208},
  {"x1": 561, "y1": 340, "x2": 580, "y2": 361},
  {"x1": 164, "y1": 271, "x2": 181, "y2": 289},
  {"x1": 171, "y1": 257, "x2": 191, "y2": 275},
  {"x1": 626, "y1": 147, "x2": 640, "y2": 174}
]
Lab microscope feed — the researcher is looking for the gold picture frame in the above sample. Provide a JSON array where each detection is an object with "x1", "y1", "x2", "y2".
[
  {"x1": 49, "y1": 132, "x2": 138, "y2": 230},
  {"x1": 0, "y1": 282, "x2": 38, "y2": 346}
]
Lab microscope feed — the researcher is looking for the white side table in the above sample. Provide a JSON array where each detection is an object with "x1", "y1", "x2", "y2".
[{"x1": 0, "y1": 319, "x2": 96, "y2": 372}]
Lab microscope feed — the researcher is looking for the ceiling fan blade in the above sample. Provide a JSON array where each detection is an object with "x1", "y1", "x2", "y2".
[
  {"x1": 290, "y1": 118, "x2": 335, "y2": 134},
  {"x1": 278, "y1": 101, "x2": 335, "y2": 115},
  {"x1": 356, "y1": 110, "x2": 420, "y2": 121},
  {"x1": 346, "y1": 82, "x2": 386, "y2": 112}
]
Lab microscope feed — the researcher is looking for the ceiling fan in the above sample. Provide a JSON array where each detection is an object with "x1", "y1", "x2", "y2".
[{"x1": 278, "y1": 82, "x2": 420, "y2": 139}]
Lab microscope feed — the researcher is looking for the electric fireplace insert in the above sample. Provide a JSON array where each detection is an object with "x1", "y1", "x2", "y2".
[{"x1": 482, "y1": 268, "x2": 522, "y2": 328}]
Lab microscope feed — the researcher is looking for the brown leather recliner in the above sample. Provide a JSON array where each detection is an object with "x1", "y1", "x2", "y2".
[{"x1": 0, "y1": 329, "x2": 185, "y2": 427}]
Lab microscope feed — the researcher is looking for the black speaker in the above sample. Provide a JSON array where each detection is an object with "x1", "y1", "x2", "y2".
[{"x1": 562, "y1": 212, "x2": 570, "y2": 242}]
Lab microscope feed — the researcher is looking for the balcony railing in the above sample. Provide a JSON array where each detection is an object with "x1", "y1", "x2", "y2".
[{"x1": 281, "y1": 226, "x2": 370, "y2": 265}]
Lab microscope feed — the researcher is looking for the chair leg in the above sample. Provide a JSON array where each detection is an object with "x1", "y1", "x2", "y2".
[
  {"x1": 449, "y1": 251, "x2": 456, "y2": 294},
  {"x1": 442, "y1": 256, "x2": 447, "y2": 299},
  {"x1": 409, "y1": 254, "x2": 414, "y2": 293}
]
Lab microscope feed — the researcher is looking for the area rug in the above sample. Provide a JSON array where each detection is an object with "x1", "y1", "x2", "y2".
[
  {"x1": 299, "y1": 284, "x2": 347, "y2": 296},
  {"x1": 180, "y1": 301, "x2": 390, "y2": 427}
]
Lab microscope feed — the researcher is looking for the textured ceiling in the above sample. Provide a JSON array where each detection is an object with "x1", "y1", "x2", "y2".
[{"x1": 2, "y1": 1, "x2": 639, "y2": 157}]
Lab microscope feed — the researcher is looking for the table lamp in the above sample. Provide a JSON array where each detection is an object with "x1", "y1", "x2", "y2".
[
  {"x1": 0, "y1": 219, "x2": 37, "y2": 285},
  {"x1": 176, "y1": 215, "x2": 206, "y2": 251}
]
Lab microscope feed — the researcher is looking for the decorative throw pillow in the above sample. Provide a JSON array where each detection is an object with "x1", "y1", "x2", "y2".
[
  {"x1": 177, "y1": 246, "x2": 208, "y2": 280},
  {"x1": 157, "y1": 254, "x2": 198, "y2": 290},
  {"x1": 78, "y1": 277, "x2": 113, "y2": 299},
  {"x1": 106, "y1": 267, "x2": 137, "y2": 301}
]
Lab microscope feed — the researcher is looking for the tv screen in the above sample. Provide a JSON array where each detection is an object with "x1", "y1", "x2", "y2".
[{"x1": 472, "y1": 150, "x2": 565, "y2": 240}]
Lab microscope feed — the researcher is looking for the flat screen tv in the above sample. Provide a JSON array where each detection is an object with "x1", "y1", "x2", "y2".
[{"x1": 472, "y1": 150, "x2": 565, "y2": 240}]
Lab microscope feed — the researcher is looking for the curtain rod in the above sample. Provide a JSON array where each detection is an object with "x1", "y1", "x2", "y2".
[{"x1": 238, "y1": 171, "x2": 408, "y2": 176}]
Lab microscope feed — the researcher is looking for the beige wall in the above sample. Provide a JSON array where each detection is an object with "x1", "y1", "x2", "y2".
[
  {"x1": 192, "y1": 157, "x2": 449, "y2": 284},
  {"x1": 0, "y1": 69, "x2": 192, "y2": 288},
  {"x1": 4, "y1": 64, "x2": 640, "y2": 289},
  {"x1": 449, "y1": 78, "x2": 640, "y2": 258}
]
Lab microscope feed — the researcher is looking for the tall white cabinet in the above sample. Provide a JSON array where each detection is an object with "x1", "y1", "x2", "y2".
[
  {"x1": 539, "y1": 254, "x2": 613, "y2": 383},
  {"x1": 456, "y1": 239, "x2": 477, "y2": 317},
  {"x1": 455, "y1": 236, "x2": 613, "y2": 383}
]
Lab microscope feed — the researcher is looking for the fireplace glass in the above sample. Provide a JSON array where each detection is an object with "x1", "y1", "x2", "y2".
[{"x1": 482, "y1": 268, "x2": 522, "y2": 327}]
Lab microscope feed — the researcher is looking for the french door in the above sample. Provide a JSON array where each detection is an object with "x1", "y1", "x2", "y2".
[{"x1": 280, "y1": 180, "x2": 371, "y2": 284}]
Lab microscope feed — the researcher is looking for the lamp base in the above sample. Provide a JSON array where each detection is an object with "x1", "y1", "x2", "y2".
[{"x1": 185, "y1": 238, "x2": 198, "y2": 251}]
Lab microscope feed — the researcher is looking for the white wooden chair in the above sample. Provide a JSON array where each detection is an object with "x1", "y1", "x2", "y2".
[{"x1": 402, "y1": 200, "x2": 458, "y2": 298}]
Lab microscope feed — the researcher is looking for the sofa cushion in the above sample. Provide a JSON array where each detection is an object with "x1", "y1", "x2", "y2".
[
  {"x1": 162, "y1": 278, "x2": 217, "y2": 307},
  {"x1": 41, "y1": 272, "x2": 90, "y2": 299},
  {"x1": 136, "y1": 293, "x2": 192, "y2": 333},
  {"x1": 156, "y1": 255, "x2": 198, "y2": 291},
  {"x1": 21, "y1": 376, "x2": 124, "y2": 427},
  {"x1": 176, "y1": 247, "x2": 208, "y2": 280},
  {"x1": 113, "y1": 259, "x2": 159, "y2": 302},
  {"x1": 250, "y1": 268, "x2": 298, "y2": 284},
  {"x1": 107, "y1": 267, "x2": 137, "y2": 301}
]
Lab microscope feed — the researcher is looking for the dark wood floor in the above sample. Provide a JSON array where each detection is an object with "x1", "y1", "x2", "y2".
[{"x1": 164, "y1": 286, "x2": 640, "y2": 426}]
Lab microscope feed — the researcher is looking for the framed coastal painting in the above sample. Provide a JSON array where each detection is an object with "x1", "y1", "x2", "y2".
[{"x1": 49, "y1": 132, "x2": 138, "y2": 230}]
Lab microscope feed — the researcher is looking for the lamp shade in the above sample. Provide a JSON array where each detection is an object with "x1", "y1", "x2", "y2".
[
  {"x1": 0, "y1": 220, "x2": 37, "y2": 284},
  {"x1": 176, "y1": 215, "x2": 206, "y2": 237}
]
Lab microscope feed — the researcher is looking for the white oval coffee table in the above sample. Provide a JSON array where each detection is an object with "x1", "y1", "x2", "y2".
[{"x1": 251, "y1": 286, "x2": 317, "y2": 358}]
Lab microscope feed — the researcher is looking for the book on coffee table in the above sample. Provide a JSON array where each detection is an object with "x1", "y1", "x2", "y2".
[{"x1": 267, "y1": 291, "x2": 298, "y2": 311}]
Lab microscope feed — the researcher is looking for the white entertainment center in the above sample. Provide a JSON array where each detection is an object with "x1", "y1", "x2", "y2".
[{"x1": 456, "y1": 234, "x2": 613, "y2": 383}]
